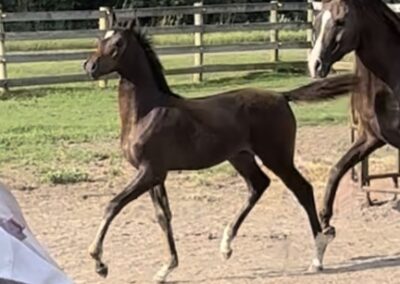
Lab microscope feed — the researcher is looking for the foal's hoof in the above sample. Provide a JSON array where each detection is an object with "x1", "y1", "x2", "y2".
[
  {"x1": 153, "y1": 274, "x2": 166, "y2": 283},
  {"x1": 221, "y1": 249, "x2": 233, "y2": 260},
  {"x1": 96, "y1": 262, "x2": 109, "y2": 278},
  {"x1": 153, "y1": 265, "x2": 173, "y2": 283},
  {"x1": 153, "y1": 273, "x2": 167, "y2": 283},
  {"x1": 308, "y1": 263, "x2": 323, "y2": 273}
]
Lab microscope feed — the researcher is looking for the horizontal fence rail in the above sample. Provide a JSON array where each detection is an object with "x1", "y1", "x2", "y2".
[
  {"x1": 0, "y1": 61, "x2": 307, "y2": 88},
  {"x1": 4, "y1": 42, "x2": 311, "y2": 63},
  {"x1": 4, "y1": 22, "x2": 312, "y2": 41}
]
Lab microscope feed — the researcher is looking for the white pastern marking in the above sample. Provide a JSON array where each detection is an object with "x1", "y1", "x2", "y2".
[
  {"x1": 312, "y1": 258, "x2": 322, "y2": 268},
  {"x1": 104, "y1": 30, "x2": 115, "y2": 39},
  {"x1": 220, "y1": 226, "x2": 232, "y2": 253},
  {"x1": 153, "y1": 264, "x2": 173, "y2": 282},
  {"x1": 308, "y1": 11, "x2": 332, "y2": 77}
]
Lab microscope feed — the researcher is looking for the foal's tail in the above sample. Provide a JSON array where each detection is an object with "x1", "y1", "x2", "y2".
[{"x1": 283, "y1": 74, "x2": 358, "y2": 102}]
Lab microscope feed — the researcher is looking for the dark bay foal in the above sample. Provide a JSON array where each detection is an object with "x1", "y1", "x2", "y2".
[{"x1": 84, "y1": 21, "x2": 357, "y2": 282}]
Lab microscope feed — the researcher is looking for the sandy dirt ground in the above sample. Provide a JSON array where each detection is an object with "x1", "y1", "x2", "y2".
[{"x1": 3, "y1": 125, "x2": 400, "y2": 284}]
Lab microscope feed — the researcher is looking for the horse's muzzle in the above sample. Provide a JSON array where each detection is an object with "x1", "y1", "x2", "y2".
[{"x1": 315, "y1": 60, "x2": 331, "y2": 78}]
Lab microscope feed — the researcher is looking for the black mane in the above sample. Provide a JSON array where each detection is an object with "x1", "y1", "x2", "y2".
[
  {"x1": 353, "y1": 0, "x2": 400, "y2": 36},
  {"x1": 131, "y1": 27, "x2": 181, "y2": 98}
]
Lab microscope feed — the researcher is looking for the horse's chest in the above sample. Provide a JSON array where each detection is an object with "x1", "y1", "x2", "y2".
[
  {"x1": 120, "y1": 135, "x2": 145, "y2": 168},
  {"x1": 120, "y1": 111, "x2": 166, "y2": 167}
]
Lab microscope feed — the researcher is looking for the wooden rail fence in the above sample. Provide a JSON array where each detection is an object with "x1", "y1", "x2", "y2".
[
  {"x1": 0, "y1": 1, "x2": 315, "y2": 90},
  {"x1": 2, "y1": 2, "x2": 400, "y2": 90}
]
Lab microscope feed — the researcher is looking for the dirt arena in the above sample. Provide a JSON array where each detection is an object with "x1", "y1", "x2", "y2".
[{"x1": 3, "y1": 125, "x2": 400, "y2": 284}]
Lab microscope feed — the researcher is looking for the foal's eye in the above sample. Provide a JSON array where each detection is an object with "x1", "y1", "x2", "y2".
[{"x1": 115, "y1": 39, "x2": 123, "y2": 48}]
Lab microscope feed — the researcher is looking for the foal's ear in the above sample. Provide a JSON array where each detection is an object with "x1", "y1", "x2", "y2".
[
  {"x1": 110, "y1": 11, "x2": 117, "y2": 28},
  {"x1": 126, "y1": 17, "x2": 140, "y2": 31}
]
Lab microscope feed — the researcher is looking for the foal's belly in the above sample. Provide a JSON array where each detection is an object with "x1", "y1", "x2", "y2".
[
  {"x1": 125, "y1": 133, "x2": 248, "y2": 171},
  {"x1": 167, "y1": 130, "x2": 249, "y2": 170}
]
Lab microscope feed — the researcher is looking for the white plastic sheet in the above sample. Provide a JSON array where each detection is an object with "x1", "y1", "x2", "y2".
[{"x1": 0, "y1": 182, "x2": 73, "y2": 284}]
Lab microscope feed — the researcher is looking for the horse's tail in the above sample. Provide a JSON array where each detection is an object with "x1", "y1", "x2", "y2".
[{"x1": 283, "y1": 74, "x2": 358, "y2": 102}]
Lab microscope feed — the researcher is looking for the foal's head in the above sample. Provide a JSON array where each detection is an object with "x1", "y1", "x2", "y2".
[
  {"x1": 84, "y1": 20, "x2": 140, "y2": 79},
  {"x1": 309, "y1": 0, "x2": 359, "y2": 78}
]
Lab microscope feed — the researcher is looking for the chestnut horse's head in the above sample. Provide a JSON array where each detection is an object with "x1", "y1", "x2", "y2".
[
  {"x1": 84, "y1": 17, "x2": 139, "y2": 79},
  {"x1": 308, "y1": 0, "x2": 360, "y2": 78}
]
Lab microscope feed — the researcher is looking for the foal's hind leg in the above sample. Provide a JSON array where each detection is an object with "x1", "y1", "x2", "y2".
[
  {"x1": 221, "y1": 151, "x2": 270, "y2": 260},
  {"x1": 272, "y1": 163, "x2": 331, "y2": 272},
  {"x1": 149, "y1": 184, "x2": 178, "y2": 283}
]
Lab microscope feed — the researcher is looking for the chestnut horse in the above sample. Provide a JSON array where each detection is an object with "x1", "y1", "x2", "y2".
[{"x1": 84, "y1": 21, "x2": 356, "y2": 282}]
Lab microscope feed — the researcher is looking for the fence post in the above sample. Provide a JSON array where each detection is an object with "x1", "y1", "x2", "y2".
[
  {"x1": 307, "y1": 0, "x2": 314, "y2": 44},
  {"x1": 0, "y1": 7, "x2": 8, "y2": 93},
  {"x1": 98, "y1": 6, "x2": 110, "y2": 88},
  {"x1": 270, "y1": 0, "x2": 279, "y2": 63},
  {"x1": 193, "y1": 1, "x2": 204, "y2": 83}
]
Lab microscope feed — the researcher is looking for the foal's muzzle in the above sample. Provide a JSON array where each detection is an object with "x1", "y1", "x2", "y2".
[{"x1": 83, "y1": 58, "x2": 100, "y2": 80}]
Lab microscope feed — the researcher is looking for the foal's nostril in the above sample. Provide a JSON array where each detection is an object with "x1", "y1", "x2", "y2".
[
  {"x1": 91, "y1": 61, "x2": 98, "y2": 73},
  {"x1": 315, "y1": 59, "x2": 322, "y2": 73}
]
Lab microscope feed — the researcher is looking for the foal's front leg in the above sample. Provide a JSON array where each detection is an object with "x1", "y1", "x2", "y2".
[
  {"x1": 88, "y1": 167, "x2": 161, "y2": 278},
  {"x1": 149, "y1": 184, "x2": 178, "y2": 282}
]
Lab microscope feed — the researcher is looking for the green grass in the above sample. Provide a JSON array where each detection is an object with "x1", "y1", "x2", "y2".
[{"x1": 42, "y1": 168, "x2": 90, "y2": 185}]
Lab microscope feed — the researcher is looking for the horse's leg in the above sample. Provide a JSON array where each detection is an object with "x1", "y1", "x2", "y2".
[
  {"x1": 221, "y1": 151, "x2": 270, "y2": 260},
  {"x1": 149, "y1": 184, "x2": 178, "y2": 282},
  {"x1": 88, "y1": 167, "x2": 161, "y2": 278},
  {"x1": 320, "y1": 135, "x2": 384, "y2": 231},
  {"x1": 272, "y1": 163, "x2": 328, "y2": 272}
]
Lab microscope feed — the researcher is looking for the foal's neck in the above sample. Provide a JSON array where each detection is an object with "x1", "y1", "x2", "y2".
[{"x1": 118, "y1": 47, "x2": 168, "y2": 121}]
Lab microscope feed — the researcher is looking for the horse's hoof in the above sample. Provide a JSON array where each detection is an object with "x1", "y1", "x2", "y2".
[
  {"x1": 153, "y1": 273, "x2": 167, "y2": 283},
  {"x1": 221, "y1": 249, "x2": 233, "y2": 260},
  {"x1": 96, "y1": 263, "x2": 108, "y2": 278}
]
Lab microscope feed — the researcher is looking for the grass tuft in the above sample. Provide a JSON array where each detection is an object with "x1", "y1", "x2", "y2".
[{"x1": 42, "y1": 168, "x2": 90, "y2": 185}]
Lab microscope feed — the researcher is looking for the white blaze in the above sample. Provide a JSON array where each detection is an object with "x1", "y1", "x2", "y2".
[
  {"x1": 308, "y1": 11, "x2": 332, "y2": 78},
  {"x1": 104, "y1": 30, "x2": 115, "y2": 39}
]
